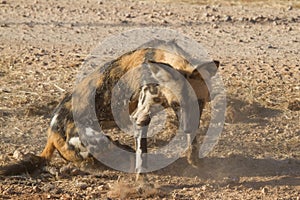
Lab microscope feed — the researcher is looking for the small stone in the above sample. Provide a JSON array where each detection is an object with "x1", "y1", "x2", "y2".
[
  {"x1": 287, "y1": 5, "x2": 293, "y2": 10},
  {"x1": 2, "y1": 88, "x2": 11, "y2": 93},
  {"x1": 97, "y1": 185, "x2": 104, "y2": 190},
  {"x1": 212, "y1": 24, "x2": 218, "y2": 28},
  {"x1": 267, "y1": 45, "x2": 276, "y2": 49},
  {"x1": 13, "y1": 150, "x2": 23, "y2": 160},
  {"x1": 53, "y1": 188, "x2": 63, "y2": 194},
  {"x1": 224, "y1": 15, "x2": 232, "y2": 21},
  {"x1": 77, "y1": 182, "x2": 88, "y2": 190},
  {"x1": 238, "y1": 17, "x2": 245, "y2": 21},
  {"x1": 45, "y1": 166, "x2": 58, "y2": 175},
  {"x1": 249, "y1": 18, "x2": 256, "y2": 23},
  {"x1": 60, "y1": 165, "x2": 71, "y2": 174},
  {"x1": 261, "y1": 187, "x2": 268, "y2": 194},
  {"x1": 125, "y1": 13, "x2": 132, "y2": 18},
  {"x1": 42, "y1": 183, "x2": 55, "y2": 192},
  {"x1": 33, "y1": 186, "x2": 41, "y2": 193},
  {"x1": 70, "y1": 168, "x2": 88, "y2": 176},
  {"x1": 0, "y1": 23, "x2": 8, "y2": 27},
  {"x1": 166, "y1": 11, "x2": 173, "y2": 16}
]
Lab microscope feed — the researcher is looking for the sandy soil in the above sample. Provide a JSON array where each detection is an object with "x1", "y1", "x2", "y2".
[{"x1": 0, "y1": 0, "x2": 299, "y2": 199}]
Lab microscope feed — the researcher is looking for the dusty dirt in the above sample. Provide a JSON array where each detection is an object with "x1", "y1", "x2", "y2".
[{"x1": 0, "y1": 0, "x2": 299, "y2": 199}]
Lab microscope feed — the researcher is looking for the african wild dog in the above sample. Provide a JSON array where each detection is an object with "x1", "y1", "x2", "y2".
[{"x1": 0, "y1": 39, "x2": 219, "y2": 176}]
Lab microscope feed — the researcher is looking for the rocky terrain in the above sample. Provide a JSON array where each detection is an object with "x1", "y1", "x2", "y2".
[{"x1": 0, "y1": 0, "x2": 299, "y2": 199}]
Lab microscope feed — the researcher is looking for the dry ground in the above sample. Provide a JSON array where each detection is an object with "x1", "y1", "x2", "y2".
[{"x1": 0, "y1": 0, "x2": 299, "y2": 199}]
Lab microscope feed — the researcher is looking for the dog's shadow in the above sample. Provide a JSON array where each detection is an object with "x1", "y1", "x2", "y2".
[
  {"x1": 154, "y1": 154, "x2": 300, "y2": 189},
  {"x1": 223, "y1": 97, "x2": 283, "y2": 124}
]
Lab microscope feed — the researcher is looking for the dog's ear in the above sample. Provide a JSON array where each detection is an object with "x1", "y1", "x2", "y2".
[
  {"x1": 190, "y1": 60, "x2": 220, "y2": 79},
  {"x1": 213, "y1": 60, "x2": 220, "y2": 69}
]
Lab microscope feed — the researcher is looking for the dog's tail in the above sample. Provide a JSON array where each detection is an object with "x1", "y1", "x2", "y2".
[
  {"x1": 0, "y1": 128, "x2": 56, "y2": 176},
  {"x1": 0, "y1": 153, "x2": 47, "y2": 176}
]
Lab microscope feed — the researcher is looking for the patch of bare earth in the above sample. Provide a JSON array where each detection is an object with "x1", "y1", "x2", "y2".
[{"x1": 0, "y1": 0, "x2": 299, "y2": 199}]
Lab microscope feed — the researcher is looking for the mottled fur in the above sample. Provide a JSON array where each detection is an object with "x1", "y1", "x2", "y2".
[{"x1": 0, "y1": 40, "x2": 219, "y2": 176}]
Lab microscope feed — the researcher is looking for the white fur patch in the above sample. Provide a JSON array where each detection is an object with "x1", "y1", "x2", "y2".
[
  {"x1": 50, "y1": 114, "x2": 58, "y2": 128},
  {"x1": 68, "y1": 137, "x2": 89, "y2": 159},
  {"x1": 80, "y1": 151, "x2": 89, "y2": 159},
  {"x1": 69, "y1": 137, "x2": 82, "y2": 149},
  {"x1": 135, "y1": 132, "x2": 142, "y2": 173},
  {"x1": 85, "y1": 127, "x2": 95, "y2": 137},
  {"x1": 68, "y1": 137, "x2": 86, "y2": 151}
]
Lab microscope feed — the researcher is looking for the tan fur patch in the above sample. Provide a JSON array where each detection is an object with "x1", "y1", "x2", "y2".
[
  {"x1": 153, "y1": 49, "x2": 193, "y2": 73},
  {"x1": 65, "y1": 122, "x2": 76, "y2": 141},
  {"x1": 39, "y1": 129, "x2": 57, "y2": 160},
  {"x1": 42, "y1": 129, "x2": 83, "y2": 163},
  {"x1": 110, "y1": 49, "x2": 147, "y2": 80}
]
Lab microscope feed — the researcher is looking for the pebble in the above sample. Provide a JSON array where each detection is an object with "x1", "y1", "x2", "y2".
[
  {"x1": 238, "y1": 17, "x2": 246, "y2": 22},
  {"x1": 45, "y1": 166, "x2": 58, "y2": 175},
  {"x1": 60, "y1": 164, "x2": 73, "y2": 174},
  {"x1": 224, "y1": 15, "x2": 232, "y2": 22},
  {"x1": 53, "y1": 188, "x2": 63, "y2": 194},
  {"x1": 166, "y1": 11, "x2": 173, "y2": 16},
  {"x1": 13, "y1": 150, "x2": 23, "y2": 159},
  {"x1": 0, "y1": 23, "x2": 8, "y2": 27},
  {"x1": 249, "y1": 18, "x2": 256, "y2": 23},
  {"x1": 125, "y1": 13, "x2": 132, "y2": 18},
  {"x1": 203, "y1": 13, "x2": 210, "y2": 17},
  {"x1": 261, "y1": 187, "x2": 268, "y2": 194},
  {"x1": 267, "y1": 45, "x2": 276, "y2": 49},
  {"x1": 70, "y1": 168, "x2": 88, "y2": 176},
  {"x1": 77, "y1": 182, "x2": 88, "y2": 190},
  {"x1": 2, "y1": 88, "x2": 11, "y2": 93},
  {"x1": 32, "y1": 186, "x2": 41, "y2": 192},
  {"x1": 212, "y1": 24, "x2": 218, "y2": 29},
  {"x1": 97, "y1": 185, "x2": 105, "y2": 191},
  {"x1": 42, "y1": 183, "x2": 55, "y2": 192}
]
